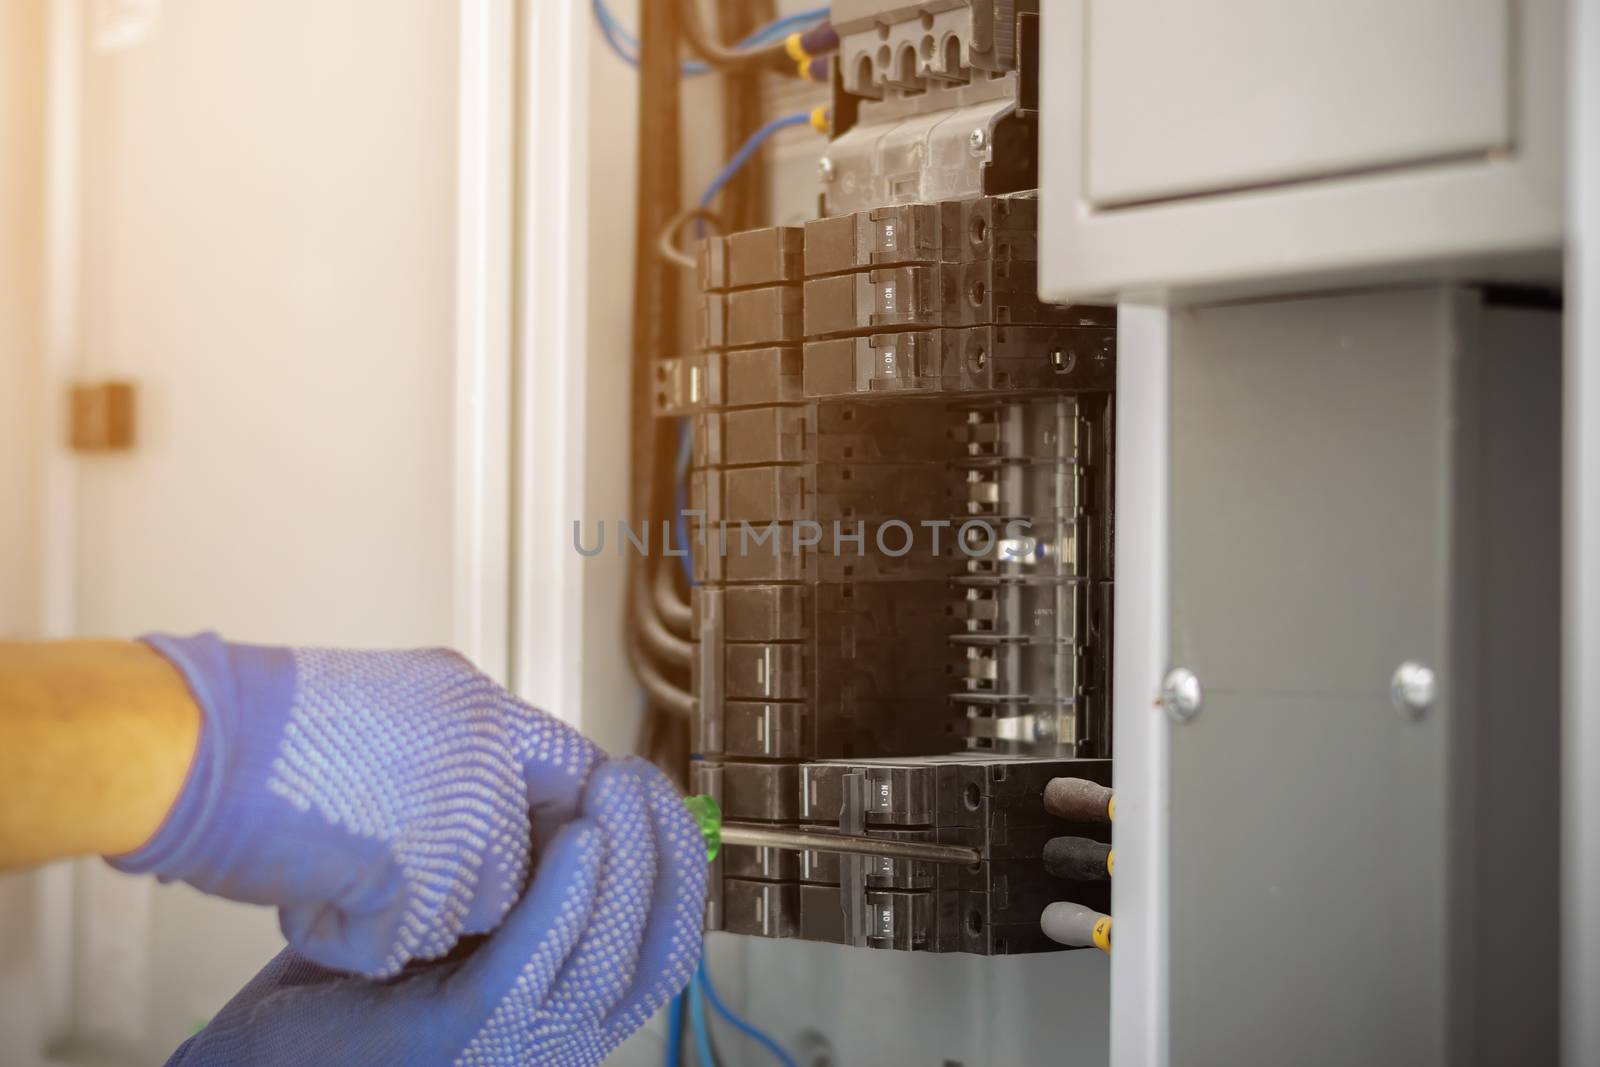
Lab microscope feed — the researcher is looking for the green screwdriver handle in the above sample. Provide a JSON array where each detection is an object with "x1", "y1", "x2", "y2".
[{"x1": 684, "y1": 793, "x2": 723, "y2": 861}]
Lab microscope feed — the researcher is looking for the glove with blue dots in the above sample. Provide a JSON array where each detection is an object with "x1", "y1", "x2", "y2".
[
  {"x1": 112, "y1": 632, "x2": 609, "y2": 977},
  {"x1": 162, "y1": 759, "x2": 708, "y2": 1066}
]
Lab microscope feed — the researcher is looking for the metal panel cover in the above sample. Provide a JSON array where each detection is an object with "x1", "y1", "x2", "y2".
[
  {"x1": 1166, "y1": 289, "x2": 1456, "y2": 1066},
  {"x1": 1085, "y1": 0, "x2": 1511, "y2": 205}
]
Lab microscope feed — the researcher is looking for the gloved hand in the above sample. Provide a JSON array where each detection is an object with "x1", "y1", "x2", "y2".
[
  {"x1": 163, "y1": 759, "x2": 708, "y2": 1067},
  {"x1": 112, "y1": 632, "x2": 605, "y2": 977}
]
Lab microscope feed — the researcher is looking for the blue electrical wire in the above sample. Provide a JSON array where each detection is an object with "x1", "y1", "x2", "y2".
[
  {"x1": 593, "y1": 0, "x2": 829, "y2": 75},
  {"x1": 689, "y1": 970, "x2": 718, "y2": 1067},
  {"x1": 607, "y1": 4, "x2": 826, "y2": 55},
  {"x1": 697, "y1": 957, "x2": 801, "y2": 1067},
  {"x1": 590, "y1": 0, "x2": 645, "y2": 65},
  {"x1": 732, "y1": 7, "x2": 830, "y2": 43},
  {"x1": 593, "y1": 1, "x2": 639, "y2": 68},
  {"x1": 699, "y1": 111, "x2": 815, "y2": 212},
  {"x1": 667, "y1": 991, "x2": 687, "y2": 1067}
]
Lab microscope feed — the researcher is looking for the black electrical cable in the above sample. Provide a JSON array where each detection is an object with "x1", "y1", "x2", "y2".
[
  {"x1": 628, "y1": 624, "x2": 696, "y2": 719},
  {"x1": 654, "y1": 555, "x2": 693, "y2": 636},
  {"x1": 634, "y1": 0, "x2": 786, "y2": 752},
  {"x1": 626, "y1": 0, "x2": 680, "y2": 528},
  {"x1": 1042, "y1": 836, "x2": 1114, "y2": 882},
  {"x1": 716, "y1": 0, "x2": 776, "y2": 232},
  {"x1": 635, "y1": 567, "x2": 694, "y2": 666},
  {"x1": 1043, "y1": 777, "x2": 1115, "y2": 823},
  {"x1": 628, "y1": 0, "x2": 795, "y2": 773},
  {"x1": 627, "y1": 0, "x2": 695, "y2": 762},
  {"x1": 632, "y1": 415, "x2": 695, "y2": 678},
  {"x1": 676, "y1": 0, "x2": 792, "y2": 73},
  {"x1": 637, "y1": 703, "x2": 661, "y2": 766},
  {"x1": 630, "y1": 412, "x2": 694, "y2": 703}
]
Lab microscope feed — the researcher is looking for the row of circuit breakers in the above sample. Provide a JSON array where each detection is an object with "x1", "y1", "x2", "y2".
[{"x1": 656, "y1": 193, "x2": 1120, "y2": 954}]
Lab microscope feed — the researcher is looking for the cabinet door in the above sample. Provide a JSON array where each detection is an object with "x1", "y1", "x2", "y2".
[
  {"x1": 1166, "y1": 289, "x2": 1457, "y2": 1066},
  {"x1": 1161, "y1": 287, "x2": 1561, "y2": 1066},
  {"x1": 1086, "y1": 0, "x2": 1511, "y2": 205}
]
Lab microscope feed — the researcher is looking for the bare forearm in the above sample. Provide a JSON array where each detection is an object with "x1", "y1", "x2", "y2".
[{"x1": 0, "y1": 639, "x2": 200, "y2": 869}]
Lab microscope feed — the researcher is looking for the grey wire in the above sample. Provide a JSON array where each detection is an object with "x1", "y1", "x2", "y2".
[
  {"x1": 675, "y1": 0, "x2": 790, "y2": 70},
  {"x1": 659, "y1": 205, "x2": 723, "y2": 270}
]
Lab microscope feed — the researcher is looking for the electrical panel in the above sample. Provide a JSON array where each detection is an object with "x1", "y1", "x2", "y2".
[
  {"x1": 669, "y1": 4, "x2": 1120, "y2": 953},
  {"x1": 634, "y1": 0, "x2": 1576, "y2": 1060}
]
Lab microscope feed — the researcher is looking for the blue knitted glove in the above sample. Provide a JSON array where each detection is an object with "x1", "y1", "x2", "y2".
[
  {"x1": 112, "y1": 632, "x2": 605, "y2": 977},
  {"x1": 164, "y1": 759, "x2": 708, "y2": 1067}
]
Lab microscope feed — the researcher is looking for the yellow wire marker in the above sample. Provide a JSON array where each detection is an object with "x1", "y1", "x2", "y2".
[{"x1": 1092, "y1": 915, "x2": 1113, "y2": 953}]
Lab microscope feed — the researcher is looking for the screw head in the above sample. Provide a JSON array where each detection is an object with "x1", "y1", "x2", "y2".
[
  {"x1": 1050, "y1": 348, "x2": 1074, "y2": 373},
  {"x1": 968, "y1": 127, "x2": 987, "y2": 153},
  {"x1": 1391, "y1": 661, "x2": 1436, "y2": 718},
  {"x1": 818, "y1": 157, "x2": 835, "y2": 182},
  {"x1": 1160, "y1": 667, "x2": 1202, "y2": 723}
]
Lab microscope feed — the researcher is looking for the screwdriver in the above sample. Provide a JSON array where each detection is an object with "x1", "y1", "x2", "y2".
[{"x1": 684, "y1": 794, "x2": 981, "y2": 866}]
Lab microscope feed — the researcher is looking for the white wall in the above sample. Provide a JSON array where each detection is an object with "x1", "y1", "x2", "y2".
[
  {"x1": 1, "y1": 6, "x2": 51, "y2": 1064},
  {"x1": 1, "y1": 0, "x2": 45, "y2": 641},
  {"x1": 573, "y1": 0, "x2": 644, "y2": 760},
  {"x1": 74, "y1": 0, "x2": 459, "y2": 647},
  {"x1": 17, "y1": 2, "x2": 461, "y2": 1062}
]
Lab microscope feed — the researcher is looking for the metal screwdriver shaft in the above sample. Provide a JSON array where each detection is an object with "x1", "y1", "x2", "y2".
[
  {"x1": 721, "y1": 823, "x2": 981, "y2": 865},
  {"x1": 684, "y1": 794, "x2": 981, "y2": 866}
]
